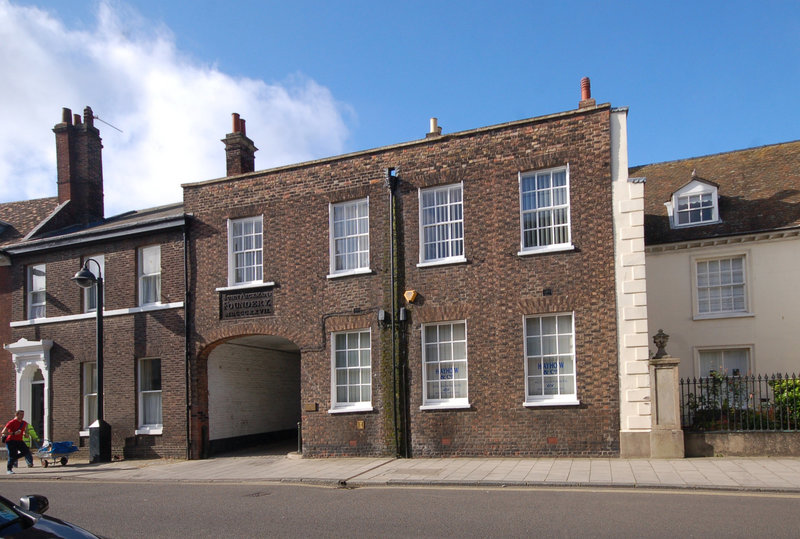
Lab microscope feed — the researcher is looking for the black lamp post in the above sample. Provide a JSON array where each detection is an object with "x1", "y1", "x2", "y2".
[{"x1": 72, "y1": 259, "x2": 111, "y2": 463}]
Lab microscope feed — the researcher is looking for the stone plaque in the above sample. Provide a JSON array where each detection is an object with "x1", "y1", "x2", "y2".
[{"x1": 220, "y1": 288, "x2": 274, "y2": 319}]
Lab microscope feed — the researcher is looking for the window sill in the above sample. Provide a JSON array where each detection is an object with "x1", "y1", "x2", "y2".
[
  {"x1": 524, "y1": 399, "x2": 580, "y2": 407},
  {"x1": 328, "y1": 405, "x2": 374, "y2": 414},
  {"x1": 693, "y1": 311, "x2": 754, "y2": 321},
  {"x1": 216, "y1": 282, "x2": 275, "y2": 292},
  {"x1": 420, "y1": 401, "x2": 471, "y2": 411},
  {"x1": 417, "y1": 256, "x2": 467, "y2": 269},
  {"x1": 518, "y1": 243, "x2": 575, "y2": 257},
  {"x1": 327, "y1": 268, "x2": 373, "y2": 280},
  {"x1": 135, "y1": 427, "x2": 163, "y2": 435}
]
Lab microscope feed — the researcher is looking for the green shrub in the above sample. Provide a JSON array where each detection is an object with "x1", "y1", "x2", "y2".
[{"x1": 769, "y1": 378, "x2": 800, "y2": 428}]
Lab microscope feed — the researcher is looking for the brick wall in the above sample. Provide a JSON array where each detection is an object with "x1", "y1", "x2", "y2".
[
  {"x1": 0, "y1": 266, "x2": 14, "y2": 416},
  {"x1": 185, "y1": 105, "x2": 621, "y2": 457},
  {"x1": 8, "y1": 229, "x2": 187, "y2": 459}
]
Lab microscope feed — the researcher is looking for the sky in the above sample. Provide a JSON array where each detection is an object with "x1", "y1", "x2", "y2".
[{"x1": 1, "y1": 0, "x2": 799, "y2": 216}]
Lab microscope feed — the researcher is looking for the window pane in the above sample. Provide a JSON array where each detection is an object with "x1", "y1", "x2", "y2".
[
  {"x1": 230, "y1": 217, "x2": 263, "y2": 284},
  {"x1": 140, "y1": 359, "x2": 161, "y2": 391},
  {"x1": 420, "y1": 185, "x2": 463, "y2": 262},
  {"x1": 332, "y1": 330, "x2": 370, "y2": 406},
  {"x1": 142, "y1": 392, "x2": 162, "y2": 425},
  {"x1": 520, "y1": 168, "x2": 569, "y2": 249},
  {"x1": 83, "y1": 363, "x2": 97, "y2": 393},
  {"x1": 141, "y1": 245, "x2": 160, "y2": 274},
  {"x1": 139, "y1": 358, "x2": 162, "y2": 427},
  {"x1": 525, "y1": 314, "x2": 576, "y2": 401},
  {"x1": 696, "y1": 256, "x2": 746, "y2": 314},
  {"x1": 330, "y1": 199, "x2": 369, "y2": 272},
  {"x1": 528, "y1": 376, "x2": 543, "y2": 397},
  {"x1": 422, "y1": 322, "x2": 468, "y2": 404}
]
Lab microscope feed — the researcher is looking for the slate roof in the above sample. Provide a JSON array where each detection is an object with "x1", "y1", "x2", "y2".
[
  {"x1": 0, "y1": 197, "x2": 59, "y2": 247},
  {"x1": 1, "y1": 201, "x2": 185, "y2": 255},
  {"x1": 632, "y1": 140, "x2": 800, "y2": 245}
]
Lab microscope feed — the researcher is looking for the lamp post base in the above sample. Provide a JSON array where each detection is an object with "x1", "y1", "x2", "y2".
[{"x1": 89, "y1": 420, "x2": 112, "y2": 463}]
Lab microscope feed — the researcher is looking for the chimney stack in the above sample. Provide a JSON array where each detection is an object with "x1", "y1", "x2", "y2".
[
  {"x1": 222, "y1": 113, "x2": 258, "y2": 176},
  {"x1": 578, "y1": 77, "x2": 596, "y2": 109},
  {"x1": 53, "y1": 106, "x2": 104, "y2": 224}
]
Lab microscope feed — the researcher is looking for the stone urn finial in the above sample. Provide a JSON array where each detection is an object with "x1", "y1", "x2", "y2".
[{"x1": 652, "y1": 329, "x2": 669, "y2": 359}]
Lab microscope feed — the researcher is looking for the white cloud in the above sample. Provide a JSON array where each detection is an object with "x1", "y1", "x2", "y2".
[{"x1": 0, "y1": 0, "x2": 351, "y2": 215}]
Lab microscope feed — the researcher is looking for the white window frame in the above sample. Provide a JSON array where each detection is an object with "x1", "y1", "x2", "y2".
[
  {"x1": 138, "y1": 245, "x2": 161, "y2": 306},
  {"x1": 81, "y1": 362, "x2": 97, "y2": 433},
  {"x1": 691, "y1": 253, "x2": 751, "y2": 319},
  {"x1": 136, "y1": 358, "x2": 162, "y2": 435},
  {"x1": 518, "y1": 165, "x2": 573, "y2": 255},
  {"x1": 83, "y1": 254, "x2": 104, "y2": 313},
  {"x1": 421, "y1": 320, "x2": 470, "y2": 410},
  {"x1": 227, "y1": 216, "x2": 263, "y2": 287},
  {"x1": 328, "y1": 198, "x2": 371, "y2": 278},
  {"x1": 26, "y1": 263, "x2": 46, "y2": 320},
  {"x1": 666, "y1": 180, "x2": 720, "y2": 228},
  {"x1": 328, "y1": 330, "x2": 373, "y2": 413},
  {"x1": 523, "y1": 313, "x2": 580, "y2": 406},
  {"x1": 695, "y1": 346, "x2": 753, "y2": 379},
  {"x1": 418, "y1": 183, "x2": 466, "y2": 267}
]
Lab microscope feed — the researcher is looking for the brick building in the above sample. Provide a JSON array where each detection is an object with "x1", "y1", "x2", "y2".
[
  {"x1": 184, "y1": 81, "x2": 652, "y2": 458},
  {"x1": 1, "y1": 108, "x2": 188, "y2": 459},
  {"x1": 1, "y1": 198, "x2": 60, "y2": 434},
  {"x1": 2, "y1": 80, "x2": 656, "y2": 460}
]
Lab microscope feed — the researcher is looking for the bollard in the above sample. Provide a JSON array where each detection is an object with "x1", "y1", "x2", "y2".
[{"x1": 297, "y1": 421, "x2": 302, "y2": 454}]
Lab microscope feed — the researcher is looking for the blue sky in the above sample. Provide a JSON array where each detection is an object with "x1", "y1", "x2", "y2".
[{"x1": 2, "y1": 0, "x2": 799, "y2": 215}]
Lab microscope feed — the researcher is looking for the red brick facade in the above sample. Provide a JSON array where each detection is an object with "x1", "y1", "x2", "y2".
[
  {"x1": 7, "y1": 228, "x2": 187, "y2": 459},
  {"x1": 185, "y1": 104, "x2": 621, "y2": 458},
  {"x1": 0, "y1": 265, "x2": 12, "y2": 415},
  {"x1": 3, "y1": 97, "x2": 623, "y2": 461}
]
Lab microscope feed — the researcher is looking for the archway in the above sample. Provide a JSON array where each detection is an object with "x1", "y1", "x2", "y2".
[{"x1": 206, "y1": 334, "x2": 301, "y2": 455}]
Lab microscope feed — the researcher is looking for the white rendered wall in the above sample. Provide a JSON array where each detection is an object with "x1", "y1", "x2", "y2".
[
  {"x1": 208, "y1": 344, "x2": 301, "y2": 440},
  {"x1": 611, "y1": 108, "x2": 653, "y2": 434},
  {"x1": 646, "y1": 234, "x2": 800, "y2": 378}
]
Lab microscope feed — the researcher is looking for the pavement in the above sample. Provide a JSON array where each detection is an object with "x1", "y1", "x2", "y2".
[{"x1": 4, "y1": 450, "x2": 800, "y2": 493}]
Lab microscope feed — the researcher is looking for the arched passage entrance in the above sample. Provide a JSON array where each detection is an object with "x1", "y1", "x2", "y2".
[{"x1": 206, "y1": 334, "x2": 301, "y2": 455}]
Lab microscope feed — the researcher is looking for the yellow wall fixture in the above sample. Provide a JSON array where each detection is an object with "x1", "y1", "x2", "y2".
[{"x1": 404, "y1": 290, "x2": 418, "y2": 303}]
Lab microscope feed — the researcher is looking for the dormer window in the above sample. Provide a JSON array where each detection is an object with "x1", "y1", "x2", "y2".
[{"x1": 666, "y1": 177, "x2": 720, "y2": 228}]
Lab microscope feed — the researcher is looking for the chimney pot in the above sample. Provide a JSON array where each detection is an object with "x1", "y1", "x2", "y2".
[
  {"x1": 578, "y1": 77, "x2": 596, "y2": 109},
  {"x1": 240, "y1": 118, "x2": 246, "y2": 136},
  {"x1": 62, "y1": 108, "x2": 72, "y2": 124},
  {"x1": 74, "y1": 114, "x2": 81, "y2": 125},
  {"x1": 232, "y1": 113, "x2": 241, "y2": 133},
  {"x1": 426, "y1": 117, "x2": 442, "y2": 138},
  {"x1": 83, "y1": 106, "x2": 94, "y2": 127}
]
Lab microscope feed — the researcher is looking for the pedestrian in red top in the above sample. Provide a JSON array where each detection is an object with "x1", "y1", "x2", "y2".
[{"x1": 2, "y1": 410, "x2": 33, "y2": 473}]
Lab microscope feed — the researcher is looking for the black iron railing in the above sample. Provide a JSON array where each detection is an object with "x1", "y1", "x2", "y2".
[{"x1": 680, "y1": 373, "x2": 800, "y2": 432}]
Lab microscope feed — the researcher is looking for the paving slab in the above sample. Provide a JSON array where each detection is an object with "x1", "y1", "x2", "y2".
[{"x1": 3, "y1": 454, "x2": 800, "y2": 493}]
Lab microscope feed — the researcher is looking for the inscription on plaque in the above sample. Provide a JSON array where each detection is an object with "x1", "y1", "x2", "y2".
[{"x1": 220, "y1": 289, "x2": 274, "y2": 319}]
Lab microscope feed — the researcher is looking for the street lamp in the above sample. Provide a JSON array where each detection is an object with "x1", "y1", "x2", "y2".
[{"x1": 72, "y1": 259, "x2": 111, "y2": 463}]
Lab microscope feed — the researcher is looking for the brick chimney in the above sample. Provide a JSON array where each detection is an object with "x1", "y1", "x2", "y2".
[
  {"x1": 222, "y1": 113, "x2": 258, "y2": 175},
  {"x1": 53, "y1": 106, "x2": 104, "y2": 224},
  {"x1": 578, "y1": 77, "x2": 596, "y2": 109}
]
